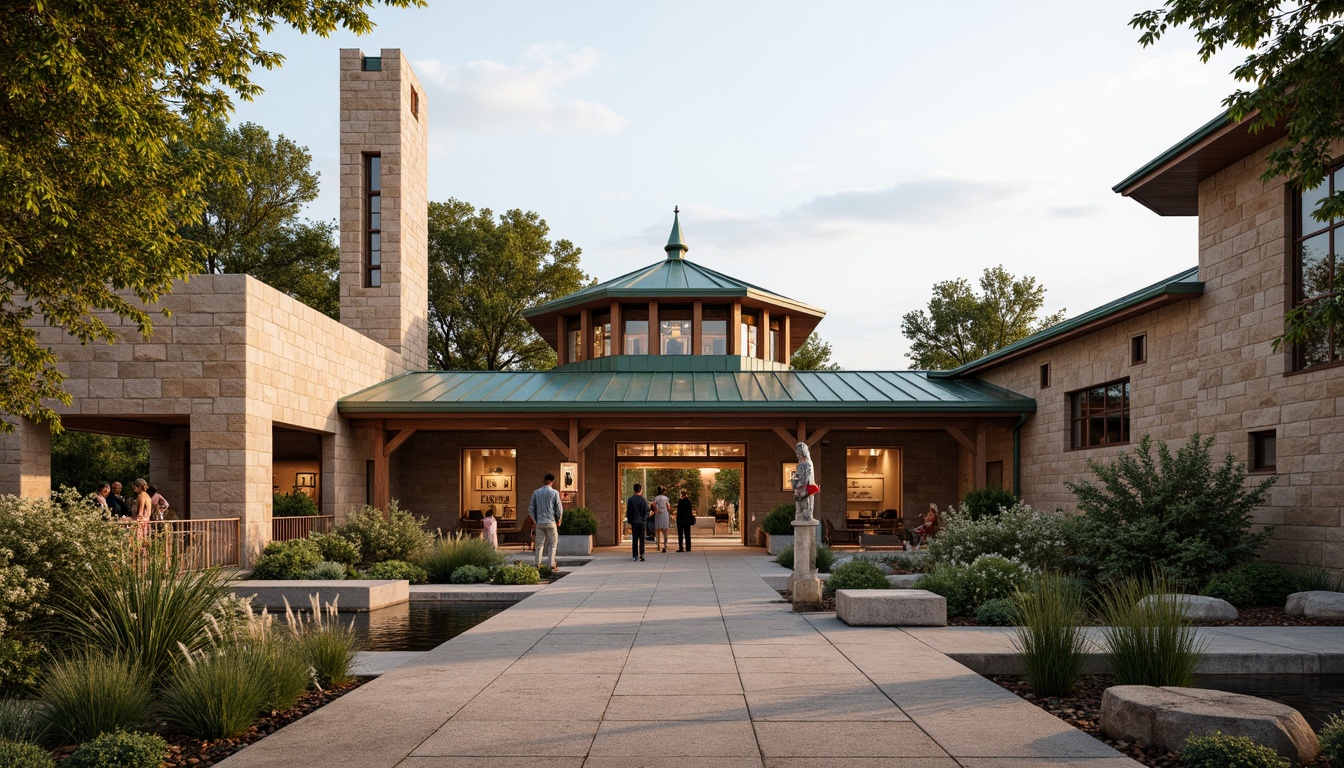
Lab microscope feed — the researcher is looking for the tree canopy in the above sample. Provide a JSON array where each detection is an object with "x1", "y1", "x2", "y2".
[
  {"x1": 182, "y1": 121, "x2": 339, "y2": 318},
  {"x1": 427, "y1": 200, "x2": 591, "y2": 371},
  {"x1": 789, "y1": 332, "x2": 841, "y2": 371},
  {"x1": 0, "y1": 0, "x2": 419, "y2": 431},
  {"x1": 900, "y1": 266, "x2": 1065, "y2": 370},
  {"x1": 1130, "y1": 2, "x2": 1344, "y2": 350}
]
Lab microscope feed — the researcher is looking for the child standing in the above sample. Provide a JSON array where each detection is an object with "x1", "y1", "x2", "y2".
[{"x1": 482, "y1": 508, "x2": 498, "y2": 549}]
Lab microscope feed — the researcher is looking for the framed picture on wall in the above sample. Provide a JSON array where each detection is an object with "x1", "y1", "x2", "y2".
[
  {"x1": 781, "y1": 462, "x2": 798, "y2": 492},
  {"x1": 480, "y1": 493, "x2": 511, "y2": 505},
  {"x1": 474, "y1": 475, "x2": 514, "y2": 491},
  {"x1": 295, "y1": 472, "x2": 316, "y2": 488},
  {"x1": 559, "y1": 462, "x2": 578, "y2": 492}
]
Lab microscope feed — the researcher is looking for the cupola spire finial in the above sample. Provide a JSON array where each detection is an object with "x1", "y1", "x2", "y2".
[{"x1": 665, "y1": 206, "x2": 688, "y2": 260}]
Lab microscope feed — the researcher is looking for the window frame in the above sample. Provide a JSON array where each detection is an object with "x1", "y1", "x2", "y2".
[
  {"x1": 364, "y1": 153, "x2": 382, "y2": 288},
  {"x1": 1290, "y1": 165, "x2": 1344, "y2": 371},
  {"x1": 1249, "y1": 430, "x2": 1277, "y2": 473},
  {"x1": 1131, "y1": 334, "x2": 1147, "y2": 365},
  {"x1": 1039, "y1": 362, "x2": 1050, "y2": 389},
  {"x1": 1068, "y1": 378, "x2": 1131, "y2": 450}
]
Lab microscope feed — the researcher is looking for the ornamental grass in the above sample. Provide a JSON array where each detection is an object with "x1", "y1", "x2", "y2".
[
  {"x1": 1096, "y1": 572, "x2": 1207, "y2": 687},
  {"x1": 1011, "y1": 571, "x2": 1088, "y2": 697}
]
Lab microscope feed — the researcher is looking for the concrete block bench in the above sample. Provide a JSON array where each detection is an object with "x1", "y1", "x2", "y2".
[
  {"x1": 836, "y1": 588, "x2": 946, "y2": 626},
  {"x1": 230, "y1": 579, "x2": 408, "y2": 612}
]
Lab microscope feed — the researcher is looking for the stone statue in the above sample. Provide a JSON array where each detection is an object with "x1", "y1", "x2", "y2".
[{"x1": 792, "y1": 441, "x2": 816, "y2": 521}]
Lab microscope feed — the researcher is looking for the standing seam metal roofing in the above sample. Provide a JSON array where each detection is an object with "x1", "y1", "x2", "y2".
[{"x1": 338, "y1": 370, "x2": 1035, "y2": 414}]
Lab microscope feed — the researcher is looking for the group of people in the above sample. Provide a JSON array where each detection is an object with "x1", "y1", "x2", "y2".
[
  {"x1": 625, "y1": 484, "x2": 694, "y2": 561},
  {"x1": 94, "y1": 478, "x2": 170, "y2": 523}
]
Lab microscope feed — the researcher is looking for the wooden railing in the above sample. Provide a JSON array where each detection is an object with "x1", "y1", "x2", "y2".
[
  {"x1": 272, "y1": 515, "x2": 335, "y2": 541},
  {"x1": 116, "y1": 518, "x2": 241, "y2": 569}
]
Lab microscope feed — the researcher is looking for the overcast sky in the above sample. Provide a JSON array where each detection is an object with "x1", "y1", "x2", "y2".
[{"x1": 233, "y1": 1, "x2": 1243, "y2": 370}]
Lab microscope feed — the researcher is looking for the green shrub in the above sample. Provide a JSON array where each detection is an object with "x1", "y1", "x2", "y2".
[
  {"x1": 775, "y1": 545, "x2": 794, "y2": 569},
  {"x1": 272, "y1": 489, "x2": 319, "y2": 517},
  {"x1": 250, "y1": 539, "x2": 322, "y2": 580},
  {"x1": 976, "y1": 598, "x2": 1018, "y2": 626},
  {"x1": 48, "y1": 540, "x2": 229, "y2": 684},
  {"x1": 883, "y1": 552, "x2": 931, "y2": 573},
  {"x1": 558, "y1": 507, "x2": 599, "y2": 536},
  {"x1": 449, "y1": 565, "x2": 490, "y2": 584},
  {"x1": 775, "y1": 544, "x2": 835, "y2": 572},
  {"x1": 961, "y1": 487, "x2": 1018, "y2": 520},
  {"x1": 0, "y1": 739, "x2": 53, "y2": 768},
  {"x1": 1204, "y1": 562, "x2": 1299, "y2": 607},
  {"x1": 1012, "y1": 572, "x2": 1087, "y2": 696},
  {"x1": 1294, "y1": 566, "x2": 1340, "y2": 593},
  {"x1": 289, "y1": 602, "x2": 362, "y2": 688},
  {"x1": 1320, "y1": 712, "x2": 1344, "y2": 766},
  {"x1": 761, "y1": 503, "x2": 795, "y2": 536},
  {"x1": 824, "y1": 559, "x2": 890, "y2": 595},
  {"x1": 37, "y1": 653, "x2": 152, "y2": 745},
  {"x1": 1097, "y1": 573, "x2": 1207, "y2": 687},
  {"x1": 423, "y1": 532, "x2": 505, "y2": 583},
  {"x1": 302, "y1": 561, "x2": 348, "y2": 580},
  {"x1": 926, "y1": 502, "x2": 1073, "y2": 572},
  {"x1": 1180, "y1": 732, "x2": 1289, "y2": 768},
  {"x1": 1067, "y1": 434, "x2": 1276, "y2": 589},
  {"x1": 364, "y1": 560, "x2": 428, "y2": 584},
  {"x1": 492, "y1": 562, "x2": 540, "y2": 585},
  {"x1": 336, "y1": 502, "x2": 433, "y2": 566},
  {"x1": 917, "y1": 555, "x2": 1032, "y2": 617},
  {"x1": 308, "y1": 532, "x2": 360, "y2": 566},
  {"x1": 0, "y1": 638, "x2": 43, "y2": 697},
  {"x1": 64, "y1": 731, "x2": 168, "y2": 768},
  {"x1": 0, "y1": 699, "x2": 45, "y2": 743},
  {"x1": 159, "y1": 650, "x2": 272, "y2": 739}
]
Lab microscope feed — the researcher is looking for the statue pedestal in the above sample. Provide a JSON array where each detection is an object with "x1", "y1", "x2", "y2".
[{"x1": 790, "y1": 518, "x2": 823, "y2": 610}]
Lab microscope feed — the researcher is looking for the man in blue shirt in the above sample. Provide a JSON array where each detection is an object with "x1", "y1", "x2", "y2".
[
  {"x1": 626, "y1": 483, "x2": 651, "y2": 561},
  {"x1": 528, "y1": 473, "x2": 564, "y2": 570}
]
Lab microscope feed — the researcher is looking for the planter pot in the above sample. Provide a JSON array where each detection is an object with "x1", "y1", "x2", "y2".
[
  {"x1": 766, "y1": 533, "x2": 794, "y2": 555},
  {"x1": 556, "y1": 534, "x2": 593, "y2": 556}
]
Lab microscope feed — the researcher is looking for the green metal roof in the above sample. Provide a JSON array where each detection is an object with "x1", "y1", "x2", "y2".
[
  {"x1": 338, "y1": 370, "x2": 1034, "y2": 415},
  {"x1": 930, "y1": 266, "x2": 1204, "y2": 379},
  {"x1": 665, "y1": 208, "x2": 688, "y2": 259},
  {"x1": 522, "y1": 253, "x2": 825, "y2": 318},
  {"x1": 1112, "y1": 111, "x2": 1230, "y2": 195}
]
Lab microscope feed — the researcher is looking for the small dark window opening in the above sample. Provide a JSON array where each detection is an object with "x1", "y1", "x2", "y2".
[
  {"x1": 410, "y1": 87, "x2": 419, "y2": 119},
  {"x1": 1069, "y1": 379, "x2": 1131, "y2": 449},
  {"x1": 362, "y1": 56, "x2": 382, "y2": 72},
  {"x1": 364, "y1": 154, "x2": 381, "y2": 288},
  {"x1": 1131, "y1": 334, "x2": 1147, "y2": 365},
  {"x1": 1039, "y1": 363, "x2": 1051, "y2": 389},
  {"x1": 1250, "y1": 430, "x2": 1277, "y2": 472}
]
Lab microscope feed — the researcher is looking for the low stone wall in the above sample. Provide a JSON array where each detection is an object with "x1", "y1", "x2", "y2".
[{"x1": 230, "y1": 579, "x2": 408, "y2": 612}]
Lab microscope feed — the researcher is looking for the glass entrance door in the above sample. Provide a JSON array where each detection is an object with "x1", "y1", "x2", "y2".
[{"x1": 616, "y1": 461, "x2": 744, "y2": 544}]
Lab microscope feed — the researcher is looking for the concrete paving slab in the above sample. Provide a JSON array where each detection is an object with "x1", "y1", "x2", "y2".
[
  {"x1": 955, "y1": 760, "x2": 1143, "y2": 767},
  {"x1": 745, "y1": 692, "x2": 910, "y2": 721},
  {"x1": 412, "y1": 720, "x2": 600, "y2": 757},
  {"x1": 589, "y1": 720, "x2": 761, "y2": 756},
  {"x1": 615, "y1": 672, "x2": 745, "y2": 696},
  {"x1": 585, "y1": 758, "x2": 763, "y2": 768},
  {"x1": 763, "y1": 760, "x2": 959, "y2": 768},
  {"x1": 605, "y1": 694, "x2": 750, "y2": 721},
  {"x1": 398, "y1": 758, "x2": 583, "y2": 768},
  {"x1": 739, "y1": 672, "x2": 881, "y2": 695},
  {"x1": 754, "y1": 722, "x2": 948, "y2": 758},
  {"x1": 353, "y1": 650, "x2": 422, "y2": 676}
]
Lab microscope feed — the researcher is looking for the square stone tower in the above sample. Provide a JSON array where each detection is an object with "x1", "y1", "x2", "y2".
[{"x1": 339, "y1": 48, "x2": 429, "y2": 369}]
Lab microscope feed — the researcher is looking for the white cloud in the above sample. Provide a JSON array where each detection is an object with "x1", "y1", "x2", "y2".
[{"x1": 415, "y1": 43, "x2": 627, "y2": 135}]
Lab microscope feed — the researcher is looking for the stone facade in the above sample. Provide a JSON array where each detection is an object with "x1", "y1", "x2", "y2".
[{"x1": 977, "y1": 137, "x2": 1344, "y2": 574}]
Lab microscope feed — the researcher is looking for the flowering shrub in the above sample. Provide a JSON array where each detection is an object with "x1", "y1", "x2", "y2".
[
  {"x1": 926, "y1": 502, "x2": 1073, "y2": 572},
  {"x1": 336, "y1": 502, "x2": 433, "y2": 566},
  {"x1": 917, "y1": 554, "x2": 1032, "y2": 616}
]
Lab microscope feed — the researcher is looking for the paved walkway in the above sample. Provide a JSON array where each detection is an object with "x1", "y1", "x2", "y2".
[{"x1": 221, "y1": 549, "x2": 1140, "y2": 768}]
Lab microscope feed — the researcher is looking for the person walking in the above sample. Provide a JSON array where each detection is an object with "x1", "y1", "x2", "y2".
[
  {"x1": 626, "y1": 483, "x2": 651, "y2": 561},
  {"x1": 652, "y1": 485, "x2": 671, "y2": 553},
  {"x1": 676, "y1": 489, "x2": 694, "y2": 552},
  {"x1": 528, "y1": 473, "x2": 564, "y2": 570}
]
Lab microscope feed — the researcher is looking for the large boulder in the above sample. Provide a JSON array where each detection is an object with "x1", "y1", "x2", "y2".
[
  {"x1": 1101, "y1": 685, "x2": 1319, "y2": 765},
  {"x1": 1285, "y1": 590, "x2": 1344, "y2": 620},
  {"x1": 1138, "y1": 593, "x2": 1237, "y2": 622}
]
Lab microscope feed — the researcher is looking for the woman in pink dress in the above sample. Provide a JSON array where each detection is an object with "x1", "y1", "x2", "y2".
[
  {"x1": 131, "y1": 477, "x2": 153, "y2": 538},
  {"x1": 481, "y1": 508, "x2": 498, "y2": 549}
]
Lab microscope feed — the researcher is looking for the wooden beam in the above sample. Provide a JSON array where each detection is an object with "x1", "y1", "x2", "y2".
[
  {"x1": 729, "y1": 301, "x2": 741, "y2": 355},
  {"x1": 611, "y1": 302, "x2": 623, "y2": 355},
  {"x1": 759, "y1": 309, "x2": 770, "y2": 360},
  {"x1": 568, "y1": 418, "x2": 580, "y2": 461},
  {"x1": 806, "y1": 427, "x2": 829, "y2": 447},
  {"x1": 555, "y1": 315, "x2": 567, "y2": 364},
  {"x1": 383, "y1": 428, "x2": 416, "y2": 458},
  {"x1": 974, "y1": 420, "x2": 987, "y2": 490},
  {"x1": 576, "y1": 427, "x2": 605, "y2": 453},
  {"x1": 692, "y1": 300, "x2": 703, "y2": 357},
  {"x1": 648, "y1": 301, "x2": 660, "y2": 356},
  {"x1": 797, "y1": 417, "x2": 806, "y2": 443},
  {"x1": 538, "y1": 427, "x2": 571, "y2": 457},
  {"x1": 772, "y1": 426, "x2": 796, "y2": 449},
  {"x1": 579, "y1": 308, "x2": 591, "y2": 362},
  {"x1": 781, "y1": 315, "x2": 792, "y2": 363},
  {"x1": 354, "y1": 414, "x2": 1021, "y2": 433},
  {"x1": 373, "y1": 419, "x2": 390, "y2": 513},
  {"x1": 945, "y1": 427, "x2": 974, "y2": 453}
]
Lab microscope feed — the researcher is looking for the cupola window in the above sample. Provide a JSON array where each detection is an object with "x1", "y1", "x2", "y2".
[
  {"x1": 592, "y1": 312, "x2": 611, "y2": 358},
  {"x1": 740, "y1": 311, "x2": 759, "y2": 358},
  {"x1": 702, "y1": 306, "x2": 728, "y2": 355},
  {"x1": 660, "y1": 306, "x2": 693, "y2": 355},
  {"x1": 623, "y1": 307, "x2": 649, "y2": 355}
]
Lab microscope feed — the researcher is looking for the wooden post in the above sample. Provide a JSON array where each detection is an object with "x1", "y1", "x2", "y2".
[
  {"x1": 579, "y1": 308, "x2": 591, "y2": 362},
  {"x1": 555, "y1": 315, "x2": 567, "y2": 364},
  {"x1": 373, "y1": 419, "x2": 389, "y2": 513},
  {"x1": 759, "y1": 309, "x2": 771, "y2": 360},
  {"x1": 729, "y1": 302, "x2": 741, "y2": 355},
  {"x1": 781, "y1": 315, "x2": 792, "y2": 363},
  {"x1": 611, "y1": 302, "x2": 623, "y2": 355},
  {"x1": 648, "y1": 301, "x2": 660, "y2": 355},
  {"x1": 974, "y1": 420, "x2": 987, "y2": 490},
  {"x1": 692, "y1": 300, "x2": 703, "y2": 357}
]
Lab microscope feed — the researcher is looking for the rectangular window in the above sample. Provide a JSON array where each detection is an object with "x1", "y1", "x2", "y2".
[
  {"x1": 656, "y1": 443, "x2": 708, "y2": 457},
  {"x1": 740, "y1": 312, "x2": 758, "y2": 358},
  {"x1": 566, "y1": 318, "x2": 581, "y2": 363},
  {"x1": 768, "y1": 320, "x2": 781, "y2": 362},
  {"x1": 1131, "y1": 334, "x2": 1147, "y2": 365},
  {"x1": 701, "y1": 306, "x2": 728, "y2": 355},
  {"x1": 623, "y1": 307, "x2": 648, "y2": 355},
  {"x1": 461, "y1": 448, "x2": 518, "y2": 522},
  {"x1": 592, "y1": 312, "x2": 611, "y2": 358},
  {"x1": 708, "y1": 443, "x2": 746, "y2": 457},
  {"x1": 364, "y1": 154, "x2": 381, "y2": 288},
  {"x1": 1250, "y1": 430, "x2": 1277, "y2": 472},
  {"x1": 1293, "y1": 169, "x2": 1344, "y2": 369},
  {"x1": 659, "y1": 306, "x2": 692, "y2": 355},
  {"x1": 1070, "y1": 379, "x2": 1130, "y2": 449},
  {"x1": 361, "y1": 56, "x2": 382, "y2": 71},
  {"x1": 616, "y1": 443, "x2": 656, "y2": 457},
  {"x1": 1039, "y1": 363, "x2": 1050, "y2": 389},
  {"x1": 410, "y1": 87, "x2": 419, "y2": 119}
]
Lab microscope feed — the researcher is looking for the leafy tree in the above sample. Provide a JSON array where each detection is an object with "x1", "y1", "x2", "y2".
[
  {"x1": 427, "y1": 200, "x2": 591, "y2": 370},
  {"x1": 900, "y1": 265, "x2": 1066, "y2": 370},
  {"x1": 1129, "y1": 3, "x2": 1344, "y2": 352},
  {"x1": 711, "y1": 468, "x2": 741, "y2": 508},
  {"x1": 1066, "y1": 434, "x2": 1277, "y2": 589},
  {"x1": 51, "y1": 432, "x2": 149, "y2": 496},
  {"x1": 0, "y1": 0, "x2": 420, "y2": 431},
  {"x1": 649, "y1": 468, "x2": 703, "y2": 512},
  {"x1": 182, "y1": 121, "x2": 339, "y2": 317},
  {"x1": 789, "y1": 333, "x2": 841, "y2": 370}
]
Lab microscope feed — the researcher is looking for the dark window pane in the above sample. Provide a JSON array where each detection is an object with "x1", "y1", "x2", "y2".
[
  {"x1": 1088, "y1": 418, "x2": 1105, "y2": 446},
  {"x1": 370, "y1": 233, "x2": 380, "y2": 251},
  {"x1": 1303, "y1": 179, "x2": 1330, "y2": 235},
  {"x1": 369, "y1": 212, "x2": 380, "y2": 229},
  {"x1": 369, "y1": 269, "x2": 381, "y2": 287},
  {"x1": 370, "y1": 196, "x2": 381, "y2": 213},
  {"x1": 1301, "y1": 319, "x2": 1332, "y2": 368},
  {"x1": 1301, "y1": 232, "x2": 1331, "y2": 299},
  {"x1": 368, "y1": 156, "x2": 381, "y2": 191},
  {"x1": 369, "y1": 251, "x2": 380, "y2": 266}
]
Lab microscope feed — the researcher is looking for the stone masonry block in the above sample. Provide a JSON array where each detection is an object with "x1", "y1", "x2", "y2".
[{"x1": 836, "y1": 588, "x2": 946, "y2": 627}]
